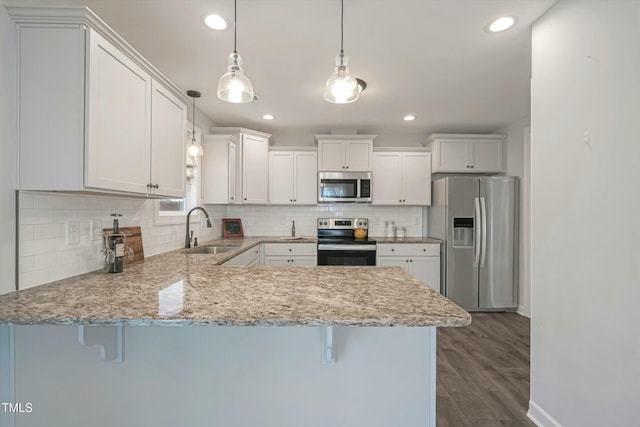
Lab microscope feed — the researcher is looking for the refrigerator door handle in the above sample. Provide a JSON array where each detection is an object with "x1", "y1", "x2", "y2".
[
  {"x1": 474, "y1": 197, "x2": 481, "y2": 267},
  {"x1": 480, "y1": 197, "x2": 487, "y2": 267}
]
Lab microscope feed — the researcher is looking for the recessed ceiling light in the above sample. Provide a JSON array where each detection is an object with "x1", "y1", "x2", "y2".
[
  {"x1": 403, "y1": 115, "x2": 416, "y2": 121},
  {"x1": 204, "y1": 14, "x2": 227, "y2": 30},
  {"x1": 486, "y1": 16, "x2": 516, "y2": 33},
  {"x1": 262, "y1": 114, "x2": 275, "y2": 120}
]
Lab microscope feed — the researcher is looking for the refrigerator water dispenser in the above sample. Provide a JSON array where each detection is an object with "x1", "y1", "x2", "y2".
[{"x1": 452, "y1": 217, "x2": 473, "y2": 248}]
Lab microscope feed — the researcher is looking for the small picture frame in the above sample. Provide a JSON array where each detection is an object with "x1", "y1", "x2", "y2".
[{"x1": 222, "y1": 218, "x2": 244, "y2": 238}]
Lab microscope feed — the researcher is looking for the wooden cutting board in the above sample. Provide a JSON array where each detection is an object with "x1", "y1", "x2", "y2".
[{"x1": 102, "y1": 226, "x2": 144, "y2": 264}]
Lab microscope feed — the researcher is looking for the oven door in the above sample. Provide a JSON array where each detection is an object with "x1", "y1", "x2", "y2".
[{"x1": 317, "y1": 244, "x2": 377, "y2": 266}]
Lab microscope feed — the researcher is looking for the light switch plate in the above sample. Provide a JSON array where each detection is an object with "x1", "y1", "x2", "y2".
[{"x1": 89, "y1": 219, "x2": 103, "y2": 241}]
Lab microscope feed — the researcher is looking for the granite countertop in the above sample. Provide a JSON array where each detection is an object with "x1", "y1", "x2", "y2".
[{"x1": 0, "y1": 236, "x2": 469, "y2": 328}]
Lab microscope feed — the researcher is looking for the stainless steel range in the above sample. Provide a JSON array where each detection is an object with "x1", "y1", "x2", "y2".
[{"x1": 317, "y1": 218, "x2": 377, "y2": 266}]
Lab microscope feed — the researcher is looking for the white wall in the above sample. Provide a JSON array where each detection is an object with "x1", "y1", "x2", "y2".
[
  {"x1": 496, "y1": 117, "x2": 530, "y2": 317},
  {"x1": 0, "y1": 2, "x2": 17, "y2": 294},
  {"x1": 529, "y1": 1, "x2": 640, "y2": 425}
]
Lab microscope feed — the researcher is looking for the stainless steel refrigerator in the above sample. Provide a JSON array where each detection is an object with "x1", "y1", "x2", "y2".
[{"x1": 428, "y1": 176, "x2": 517, "y2": 311}]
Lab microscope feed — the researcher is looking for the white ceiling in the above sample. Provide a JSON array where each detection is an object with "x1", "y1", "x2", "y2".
[{"x1": 14, "y1": 0, "x2": 557, "y2": 136}]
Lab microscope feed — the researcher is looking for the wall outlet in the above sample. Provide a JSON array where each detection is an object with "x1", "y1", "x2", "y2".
[
  {"x1": 65, "y1": 221, "x2": 80, "y2": 245},
  {"x1": 89, "y1": 220, "x2": 103, "y2": 241}
]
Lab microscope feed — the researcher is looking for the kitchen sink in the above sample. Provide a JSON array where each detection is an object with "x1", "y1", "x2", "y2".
[{"x1": 188, "y1": 245, "x2": 238, "y2": 254}]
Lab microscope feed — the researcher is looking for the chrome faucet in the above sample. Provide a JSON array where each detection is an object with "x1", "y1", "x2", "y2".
[{"x1": 185, "y1": 206, "x2": 212, "y2": 248}]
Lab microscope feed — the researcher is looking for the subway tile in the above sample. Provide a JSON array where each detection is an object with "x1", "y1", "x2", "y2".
[
  {"x1": 20, "y1": 268, "x2": 49, "y2": 290},
  {"x1": 20, "y1": 208, "x2": 49, "y2": 225},
  {"x1": 20, "y1": 256, "x2": 34, "y2": 273},
  {"x1": 19, "y1": 239, "x2": 49, "y2": 257},
  {"x1": 34, "y1": 223, "x2": 65, "y2": 239},
  {"x1": 33, "y1": 253, "x2": 55, "y2": 270},
  {"x1": 34, "y1": 194, "x2": 63, "y2": 209},
  {"x1": 19, "y1": 225, "x2": 34, "y2": 241},
  {"x1": 48, "y1": 263, "x2": 77, "y2": 283},
  {"x1": 19, "y1": 192, "x2": 34, "y2": 208}
]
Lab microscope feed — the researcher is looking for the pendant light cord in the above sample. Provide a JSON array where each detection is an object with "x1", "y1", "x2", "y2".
[
  {"x1": 340, "y1": 0, "x2": 344, "y2": 54},
  {"x1": 192, "y1": 97, "x2": 196, "y2": 143},
  {"x1": 234, "y1": 0, "x2": 237, "y2": 54}
]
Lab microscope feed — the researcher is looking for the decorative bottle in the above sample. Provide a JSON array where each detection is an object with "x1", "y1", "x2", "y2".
[{"x1": 109, "y1": 214, "x2": 124, "y2": 273}]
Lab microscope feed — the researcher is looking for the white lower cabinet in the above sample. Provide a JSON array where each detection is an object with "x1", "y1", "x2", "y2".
[
  {"x1": 263, "y1": 243, "x2": 317, "y2": 266},
  {"x1": 376, "y1": 243, "x2": 441, "y2": 292},
  {"x1": 222, "y1": 246, "x2": 261, "y2": 266}
]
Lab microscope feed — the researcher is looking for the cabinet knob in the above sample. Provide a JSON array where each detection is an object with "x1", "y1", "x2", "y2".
[
  {"x1": 290, "y1": 199, "x2": 293, "y2": 202},
  {"x1": 409, "y1": 259, "x2": 413, "y2": 263},
  {"x1": 423, "y1": 248, "x2": 426, "y2": 251},
  {"x1": 405, "y1": 259, "x2": 409, "y2": 263},
  {"x1": 230, "y1": 197, "x2": 234, "y2": 200},
  {"x1": 391, "y1": 248, "x2": 395, "y2": 252},
  {"x1": 244, "y1": 198, "x2": 247, "y2": 201},
  {"x1": 346, "y1": 166, "x2": 349, "y2": 169},
  {"x1": 289, "y1": 248, "x2": 292, "y2": 252},
  {"x1": 294, "y1": 199, "x2": 296, "y2": 202}
]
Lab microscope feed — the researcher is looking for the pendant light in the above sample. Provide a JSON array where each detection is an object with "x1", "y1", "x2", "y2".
[
  {"x1": 216, "y1": 0, "x2": 254, "y2": 103},
  {"x1": 187, "y1": 90, "x2": 204, "y2": 157},
  {"x1": 324, "y1": 0, "x2": 359, "y2": 104}
]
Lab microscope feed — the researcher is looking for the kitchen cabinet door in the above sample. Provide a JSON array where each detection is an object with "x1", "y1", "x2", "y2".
[
  {"x1": 345, "y1": 141, "x2": 373, "y2": 171},
  {"x1": 402, "y1": 152, "x2": 431, "y2": 205},
  {"x1": 202, "y1": 136, "x2": 238, "y2": 204},
  {"x1": 470, "y1": 139, "x2": 504, "y2": 172},
  {"x1": 289, "y1": 256, "x2": 317, "y2": 266},
  {"x1": 377, "y1": 257, "x2": 410, "y2": 272},
  {"x1": 149, "y1": 80, "x2": 186, "y2": 197},
  {"x1": 425, "y1": 134, "x2": 505, "y2": 173},
  {"x1": 318, "y1": 140, "x2": 346, "y2": 171},
  {"x1": 85, "y1": 29, "x2": 151, "y2": 194},
  {"x1": 241, "y1": 133, "x2": 269, "y2": 204},
  {"x1": 293, "y1": 152, "x2": 318, "y2": 204},
  {"x1": 372, "y1": 153, "x2": 402, "y2": 204},
  {"x1": 317, "y1": 138, "x2": 374, "y2": 171},
  {"x1": 409, "y1": 258, "x2": 440, "y2": 292},
  {"x1": 269, "y1": 152, "x2": 295, "y2": 204},
  {"x1": 269, "y1": 151, "x2": 317, "y2": 205},
  {"x1": 372, "y1": 152, "x2": 431, "y2": 205}
]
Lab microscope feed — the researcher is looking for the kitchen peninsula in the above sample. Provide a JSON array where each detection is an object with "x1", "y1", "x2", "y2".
[{"x1": 0, "y1": 240, "x2": 469, "y2": 427}]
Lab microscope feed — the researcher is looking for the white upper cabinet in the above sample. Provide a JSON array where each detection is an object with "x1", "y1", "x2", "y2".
[
  {"x1": 201, "y1": 135, "x2": 238, "y2": 204},
  {"x1": 241, "y1": 133, "x2": 269, "y2": 204},
  {"x1": 10, "y1": 7, "x2": 187, "y2": 197},
  {"x1": 373, "y1": 151, "x2": 432, "y2": 205},
  {"x1": 205, "y1": 128, "x2": 271, "y2": 205},
  {"x1": 149, "y1": 82, "x2": 187, "y2": 198},
  {"x1": 269, "y1": 151, "x2": 318, "y2": 205},
  {"x1": 424, "y1": 134, "x2": 505, "y2": 173},
  {"x1": 315, "y1": 135, "x2": 375, "y2": 171}
]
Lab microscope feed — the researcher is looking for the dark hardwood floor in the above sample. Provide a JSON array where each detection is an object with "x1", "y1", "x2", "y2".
[{"x1": 437, "y1": 313, "x2": 533, "y2": 427}]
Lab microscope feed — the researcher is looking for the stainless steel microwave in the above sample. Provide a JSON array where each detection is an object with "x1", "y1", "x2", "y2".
[{"x1": 318, "y1": 172, "x2": 372, "y2": 203}]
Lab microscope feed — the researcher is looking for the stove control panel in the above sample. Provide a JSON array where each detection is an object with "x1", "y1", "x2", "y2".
[{"x1": 317, "y1": 218, "x2": 368, "y2": 230}]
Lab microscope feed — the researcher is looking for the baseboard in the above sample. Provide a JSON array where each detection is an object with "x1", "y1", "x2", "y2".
[
  {"x1": 528, "y1": 399, "x2": 563, "y2": 427},
  {"x1": 517, "y1": 305, "x2": 530, "y2": 318}
]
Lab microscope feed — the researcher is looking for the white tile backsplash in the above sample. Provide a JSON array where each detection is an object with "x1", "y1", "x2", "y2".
[
  {"x1": 18, "y1": 192, "x2": 428, "y2": 289},
  {"x1": 18, "y1": 191, "x2": 220, "y2": 290}
]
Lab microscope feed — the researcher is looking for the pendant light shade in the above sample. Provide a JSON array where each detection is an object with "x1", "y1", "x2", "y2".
[
  {"x1": 187, "y1": 90, "x2": 204, "y2": 157},
  {"x1": 217, "y1": 0, "x2": 254, "y2": 104},
  {"x1": 324, "y1": 0, "x2": 359, "y2": 104}
]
